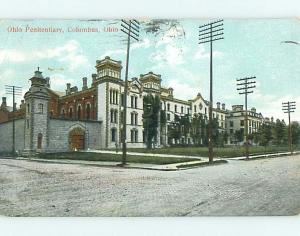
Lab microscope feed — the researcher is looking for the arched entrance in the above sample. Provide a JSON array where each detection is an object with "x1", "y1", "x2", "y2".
[{"x1": 69, "y1": 127, "x2": 85, "y2": 151}]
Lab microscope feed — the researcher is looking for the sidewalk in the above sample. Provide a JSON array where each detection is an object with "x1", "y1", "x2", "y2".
[
  {"x1": 226, "y1": 151, "x2": 300, "y2": 160},
  {"x1": 16, "y1": 157, "x2": 213, "y2": 171},
  {"x1": 84, "y1": 149, "x2": 204, "y2": 159}
]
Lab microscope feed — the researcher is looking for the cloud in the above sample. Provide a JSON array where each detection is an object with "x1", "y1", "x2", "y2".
[
  {"x1": 0, "y1": 40, "x2": 90, "y2": 71},
  {"x1": 100, "y1": 49, "x2": 126, "y2": 59},
  {"x1": 164, "y1": 68, "x2": 208, "y2": 100},
  {"x1": 194, "y1": 45, "x2": 223, "y2": 60},
  {"x1": 49, "y1": 74, "x2": 75, "y2": 91},
  {"x1": 249, "y1": 90, "x2": 300, "y2": 122},
  {"x1": 131, "y1": 38, "x2": 152, "y2": 50},
  {"x1": 150, "y1": 44, "x2": 185, "y2": 67}
]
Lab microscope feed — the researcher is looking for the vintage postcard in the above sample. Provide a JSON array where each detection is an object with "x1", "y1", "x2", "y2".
[{"x1": 0, "y1": 19, "x2": 299, "y2": 216}]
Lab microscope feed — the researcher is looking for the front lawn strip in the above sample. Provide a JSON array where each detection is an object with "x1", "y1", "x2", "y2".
[{"x1": 35, "y1": 152, "x2": 199, "y2": 165}]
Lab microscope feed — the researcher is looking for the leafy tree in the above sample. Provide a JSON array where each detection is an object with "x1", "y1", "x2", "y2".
[
  {"x1": 143, "y1": 94, "x2": 160, "y2": 149},
  {"x1": 258, "y1": 123, "x2": 272, "y2": 148},
  {"x1": 191, "y1": 113, "x2": 206, "y2": 145},
  {"x1": 272, "y1": 119, "x2": 286, "y2": 145},
  {"x1": 290, "y1": 121, "x2": 300, "y2": 145},
  {"x1": 234, "y1": 129, "x2": 244, "y2": 143}
]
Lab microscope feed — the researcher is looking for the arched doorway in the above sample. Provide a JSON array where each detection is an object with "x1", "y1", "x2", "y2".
[{"x1": 69, "y1": 127, "x2": 85, "y2": 151}]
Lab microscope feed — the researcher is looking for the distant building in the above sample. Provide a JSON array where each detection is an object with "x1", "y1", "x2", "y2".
[{"x1": 0, "y1": 56, "x2": 266, "y2": 153}]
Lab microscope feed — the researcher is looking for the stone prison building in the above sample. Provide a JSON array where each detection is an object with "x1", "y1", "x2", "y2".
[{"x1": 0, "y1": 56, "x2": 265, "y2": 154}]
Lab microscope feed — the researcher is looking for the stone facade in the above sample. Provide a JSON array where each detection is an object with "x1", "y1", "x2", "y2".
[{"x1": 0, "y1": 56, "x2": 268, "y2": 154}]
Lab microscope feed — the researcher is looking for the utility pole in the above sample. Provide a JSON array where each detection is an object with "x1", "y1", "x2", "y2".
[
  {"x1": 236, "y1": 76, "x2": 256, "y2": 159},
  {"x1": 198, "y1": 19, "x2": 224, "y2": 163},
  {"x1": 282, "y1": 101, "x2": 296, "y2": 154},
  {"x1": 120, "y1": 19, "x2": 140, "y2": 166},
  {"x1": 5, "y1": 85, "x2": 22, "y2": 155}
]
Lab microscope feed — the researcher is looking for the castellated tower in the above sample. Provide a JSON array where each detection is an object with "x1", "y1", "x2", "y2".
[{"x1": 24, "y1": 69, "x2": 50, "y2": 153}]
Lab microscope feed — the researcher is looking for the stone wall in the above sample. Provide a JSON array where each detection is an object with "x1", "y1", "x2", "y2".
[
  {"x1": 0, "y1": 119, "x2": 25, "y2": 153},
  {"x1": 47, "y1": 118, "x2": 102, "y2": 152}
]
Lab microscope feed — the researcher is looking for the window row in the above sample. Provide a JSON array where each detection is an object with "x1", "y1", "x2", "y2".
[
  {"x1": 61, "y1": 103, "x2": 92, "y2": 120},
  {"x1": 109, "y1": 89, "x2": 119, "y2": 105},
  {"x1": 111, "y1": 128, "x2": 139, "y2": 143},
  {"x1": 110, "y1": 109, "x2": 118, "y2": 123},
  {"x1": 130, "y1": 112, "x2": 138, "y2": 125}
]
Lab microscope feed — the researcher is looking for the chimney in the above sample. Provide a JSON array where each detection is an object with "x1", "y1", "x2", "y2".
[
  {"x1": 66, "y1": 83, "x2": 71, "y2": 95},
  {"x1": 216, "y1": 102, "x2": 220, "y2": 110},
  {"x1": 45, "y1": 77, "x2": 50, "y2": 88},
  {"x1": 82, "y1": 77, "x2": 88, "y2": 90},
  {"x1": 1, "y1": 97, "x2": 7, "y2": 108},
  {"x1": 222, "y1": 103, "x2": 225, "y2": 110},
  {"x1": 92, "y1": 74, "x2": 97, "y2": 84},
  {"x1": 20, "y1": 100, "x2": 25, "y2": 109}
]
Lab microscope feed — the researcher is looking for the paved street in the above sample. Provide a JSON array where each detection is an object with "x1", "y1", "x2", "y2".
[{"x1": 0, "y1": 155, "x2": 299, "y2": 216}]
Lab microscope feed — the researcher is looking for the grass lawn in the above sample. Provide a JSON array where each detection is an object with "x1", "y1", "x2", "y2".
[
  {"x1": 127, "y1": 146, "x2": 299, "y2": 158},
  {"x1": 36, "y1": 152, "x2": 199, "y2": 165}
]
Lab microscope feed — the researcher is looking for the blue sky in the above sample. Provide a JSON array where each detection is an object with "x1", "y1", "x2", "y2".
[{"x1": 0, "y1": 19, "x2": 299, "y2": 122}]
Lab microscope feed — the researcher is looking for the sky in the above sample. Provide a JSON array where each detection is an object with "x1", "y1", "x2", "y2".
[{"x1": 0, "y1": 19, "x2": 299, "y2": 122}]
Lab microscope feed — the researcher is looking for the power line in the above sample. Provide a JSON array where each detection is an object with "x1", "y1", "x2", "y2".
[
  {"x1": 120, "y1": 19, "x2": 140, "y2": 166},
  {"x1": 198, "y1": 19, "x2": 224, "y2": 164},
  {"x1": 236, "y1": 76, "x2": 256, "y2": 159}
]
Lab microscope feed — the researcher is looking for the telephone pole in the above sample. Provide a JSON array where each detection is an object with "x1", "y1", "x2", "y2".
[
  {"x1": 282, "y1": 101, "x2": 296, "y2": 154},
  {"x1": 5, "y1": 85, "x2": 22, "y2": 155},
  {"x1": 236, "y1": 76, "x2": 256, "y2": 159},
  {"x1": 198, "y1": 19, "x2": 224, "y2": 163},
  {"x1": 120, "y1": 19, "x2": 140, "y2": 166}
]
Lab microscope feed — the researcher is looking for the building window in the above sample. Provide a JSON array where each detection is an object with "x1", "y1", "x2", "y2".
[
  {"x1": 111, "y1": 109, "x2": 117, "y2": 123},
  {"x1": 69, "y1": 107, "x2": 73, "y2": 118},
  {"x1": 109, "y1": 89, "x2": 112, "y2": 104},
  {"x1": 131, "y1": 113, "x2": 134, "y2": 125},
  {"x1": 240, "y1": 120, "x2": 244, "y2": 126},
  {"x1": 111, "y1": 128, "x2": 116, "y2": 142},
  {"x1": 187, "y1": 108, "x2": 190, "y2": 114},
  {"x1": 181, "y1": 106, "x2": 183, "y2": 113},
  {"x1": 131, "y1": 129, "x2": 138, "y2": 142},
  {"x1": 38, "y1": 103, "x2": 43, "y2": 114},
  {"x1": 175, "y1": 105, "x2": 177, "y2": 113},
  {"x1": 77, "y1": 105, "x2": 82, "y2": 120},
  {"x1": 37, "y1": 133, "x2": 42, "y2": 149},
  {"x1": 194, "y1": 105, "x2": 196, "y2": 112},
  {"x1": 230, "y1": 121, "x2": 233, "y2": 127},
  {"x1": 134, "y1": 97, "x2": 138, "y2": 108},
  {"x1": 167, "y1": 113, "x2": 170, "y2": 121},
  {"x1": 27, "y1": 103, "x2": 30, "y2": 113},
  {"x1": 134, "y1": 113, "x2": 138, "y2": 125},
  {"x1": 86, "y1": 104, "x2": 91, "y2": 120},
  {"x1": 121, "y1": 93, "x2": 124, "y2": 107},
  {"x1": 167, "y1": 103, "x2": 170, "y2": 111},
  {"x1": 131, "y1": 96, "x2": 134, "y2": 108}
]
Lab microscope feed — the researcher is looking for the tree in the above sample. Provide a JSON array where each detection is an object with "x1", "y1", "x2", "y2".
[
  {"x1": 191, "y1": 113, "x2": 206, "y2": 146},
  {"x1": 234, "y1": 129, "x2": 244, "y2": 143},
  {"x1": 272, "y1": 119, "x2": 286, "y2": 145},
  {"x1": 143, "y1": 94, "x2": 160, "y2": 149},
  {"x1": 290, "y1": 121, "x2": 300, "y2": 145},
  {"x1": 258, "y1": 123, "x2": 272, "y2": 148}
]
